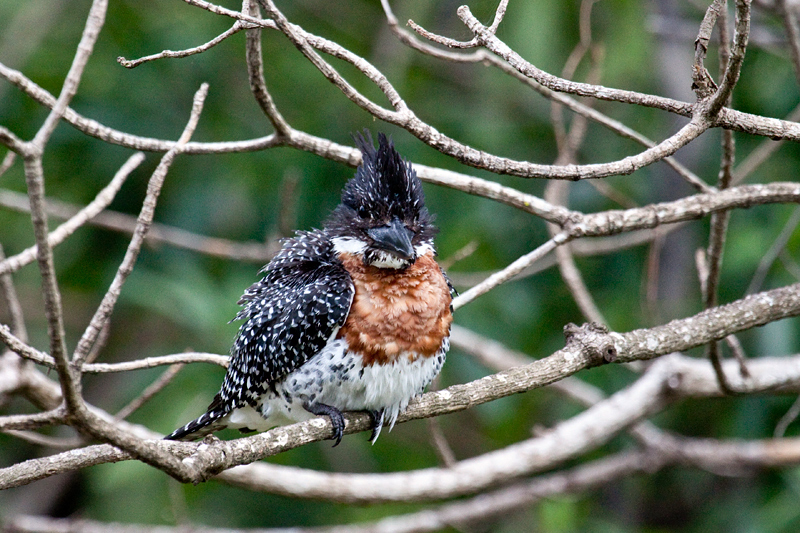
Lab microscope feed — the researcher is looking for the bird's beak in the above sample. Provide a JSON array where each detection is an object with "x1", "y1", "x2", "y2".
[{"x1": 367, "y1": 217, "x2": 415, "y2": 261}]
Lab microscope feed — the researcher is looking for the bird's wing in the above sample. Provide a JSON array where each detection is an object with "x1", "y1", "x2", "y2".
[{"x1": 215, "y1": 230, "x2": 355, "y2": 412}]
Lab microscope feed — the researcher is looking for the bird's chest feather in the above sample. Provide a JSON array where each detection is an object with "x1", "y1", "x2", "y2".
[{"x1": 338, "y1": 252, "x2": 452, "y2": 366}]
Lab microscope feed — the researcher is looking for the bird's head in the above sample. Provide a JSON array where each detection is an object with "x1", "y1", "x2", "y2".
[{"x1": 326, "y1": 132, "x2": 436, "y2": 270}]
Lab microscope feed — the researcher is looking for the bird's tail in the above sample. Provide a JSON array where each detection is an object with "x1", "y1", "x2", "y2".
[{"x1": 164, "y1": 408, "x2": 229, "y2": 441}]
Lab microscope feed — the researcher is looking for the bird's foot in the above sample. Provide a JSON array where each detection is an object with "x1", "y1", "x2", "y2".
[
  {"x1": 304, "y1": 402, "x2": 345, "y2": 446},
  {"x1": 368, "y1": 409, "x2": 384, "y2": 444}
]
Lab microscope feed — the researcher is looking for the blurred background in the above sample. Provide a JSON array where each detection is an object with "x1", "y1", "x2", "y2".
[{"x1": 1, "y1": 0, "x2": 800, "y2": 531}]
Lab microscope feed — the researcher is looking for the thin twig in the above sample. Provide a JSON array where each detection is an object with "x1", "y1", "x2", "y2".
[
  {"x1": 406, "y1": 0, "x2": 511, "y2": 51},
  {"x1": 72, "y1": 86, "x2": 209, "y2": 366},
  {"x1": 227, "y1": 0, "x2": 711, "y2": 180},
  {"x1": 427, "y1": 416, "x2": 457, "y2": 468},
  {"x1": 708, "y1": 0, "x2": 751, "y2": 115},
  {"x1": 779, "y1": 248, "x2": 800, "y2": 281},
  {"x1": 382, "y1": 1, "x2": 711, "y2": 192},
  {"x1": 22, "y1": 149, "x2": 76, "y2": 411},
  {"x1": 0, "y1": 152, "x2": 145, "y2": 277},
  {"x1": 244, "y1": 0, "x2": 291, "y2": 137},
  {"x1": 426, "y1": 376, "x2": 457, "y2": 468},
  {"x1": 705, "y1": 1, "x2": 743, "y2": 395},
  {"x1": 0, "y1": 187, "x2": 274, "y2": 264},
  {"x1": 453, "y1": 233, "x2": 569, "y2": 310},
  {"x1": 747, "y1": 205, "x2": 800, "y2": 294},
  {"x1": 775, "y1": 394, "x2": 800, "y2": 438},
  {"x1": 0, "y1": 244, "x2": 27, "y2": 342},
  {"x1": 3, "y1": 331, "x2": 227, "y2": 372},
  {"x1": 449, "y1": 226, "x2": 678, "y2": 290},
  {"x1": 2, "y1": 430, "x2": 83, "y2": 449},
  {"x1": 83, "y1": 320, "x2": 110, "y2": 365},
  {"x1": 546, "y1": 3, "x2": 607, "y2": 326},
  {"x1": 691, "y1": 0, "x2": 726, "y2": 100},
  {"x1": 0, "y1": 408, "x2": 66, "y2": 432},
  {"x1": 724, "y1": 334, "x2": 750, "y2": 378},
  {"x1": 32, "y1": 0, "x2": 108, "y2": 148},
  {"x1": 546, "y1": 181, "x2": 606, "y2": 325},
  {"x1": 438, "y1": 240, "x2": 479, "y2": 271},
  {"x1": 117, "y1": 21, "x2": 254, "y2": 68},
  {"x1": 61, "y1": 84, "x2": 214, "y2": 483},
  {"x1": 0, "y1": 150, "x2": 16, "y2": 177},
  {"x1": 4, "y1": 283, "x2": 800, "y2": 491},
  {"x1": 731, "y1": 103, "x2": 800, "y2": 185},
  {"x1": 0, "y1": 323, "x2": 54, "y2": 367},
  {"x1": 779, "y1": 0, "x2": 800, "y2": 86},
  {"x1": 115, "y1": 364, "x2": 185, "y2": 420},
  {"x1": 12, "y1": 0, "x2": 109, "y2": 415},
  {"x1": 645, "y1": 227, "x2": 666, "y2": 326},
  {"x1": 406, "y1": 19, "x2": 479, "y2": 50}
]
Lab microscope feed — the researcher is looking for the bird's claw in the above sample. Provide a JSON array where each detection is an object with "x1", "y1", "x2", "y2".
[
  {"x1": 304, "y1": 402, "x2": 345, "y2": 446},
  {"x1": 368, "y1": 409, "x2": 384, "y2": 444}
]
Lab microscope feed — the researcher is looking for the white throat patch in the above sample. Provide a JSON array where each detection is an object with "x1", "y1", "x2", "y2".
[{"x1": 332, "y1": 237, "x2": 435, "y2": 270}]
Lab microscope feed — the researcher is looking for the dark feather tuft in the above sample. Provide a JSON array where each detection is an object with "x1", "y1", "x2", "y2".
[{"x1": 326, "y1": 131, "x2": 435, "y2": 242}]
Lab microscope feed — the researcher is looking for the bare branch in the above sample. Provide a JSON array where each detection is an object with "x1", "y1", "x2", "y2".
[
  {"x1": 0, "y1": 149, "x2": 16, "y2": 176},
  {"x1": 0, "y1": 408, "x2": 65, "y2": 432},
  {"x1": 72, "y1": 86, "x2": 209, "y2": 366},
  {"x1": 704, "y1": 1, "x2": 743, "y2": 395},
  {"x1": 32, "y1": 0, "x2": 108, "y2": 148},
  {"x1": 0, "y1": 187, "x2": 274, "y2": 264},
  {"x1": 692, "y1": 0, "x2": 726, "y2": 98},
  {"x1": 452, "y1": 183, "x2": 800, "y2": 306},
  {"x1": 453, "y1": 232, "x2": 568, "y2": 310},
  {"x1": 381, "y1": 1, "x2": 712, "y2": 192},
  {"x1": 0, "y1": 153, "x2": 145, "y2": 277},
  {"x1": 57, "y1": 85, "x2": 215, "y2": 483},
  {"x1": 457, "y1": 4, "x2": 800, "y2": 142},
  {"x1": 244, "y1": 0, "x2": 291, "y2": 137},
  {"x1": 83, "y1": 352, "x2": 227, "y2": 374},
  {"x1": 0, "y1": 451, "x2": 652, "y2": 533},
  {"x1": 117, "y1": 21, "x2": 254, "y2": 68},
  {"x1": 216, "y1": 353, "x2": 800, "y2": 502},
  {"x1": 22, "y1": 154, "x2": 74, "y2": 409},
  {"x1": 194, "y1": 0, "x2": 710, "y2": 181},
  {"x1": 407, "y1": 19, "x2": 478, "y2": 50},
  {"x1": 2, "y1": 430, "x2": 83, "y2": 449},
  {"x1": 0, "y1": 59, "x2": 280, "y2": 154},
  {"x1": 731, "y1": 103, "x2": 800, "y2": 184},
  {"x1": 114, "y1": 364, "x2": 185, "y2": 420},
  {"x1": 571, "y1": 182, "x2": 800, "y2": 237},
  {"x1": 4, "y1": 0, "x2": 800, "y2": 526},
  {"x1": 406, "y1": 0, "x2": 508, "y2": 49},
  {"x1": 0, "y1": 245, "x2": 27, "y2": 342},
  {"x1": 708, "y1": 0, "x2": 751, "y2": 115},
  {"x1": 4, "y1": 282, "x2": 800, "y2": 491},
  {"x1": 747, "y1": 205, "x2": 800, "y2": 294},
  {"x1": 545, "y1": 182, "x2": 607, "y2": 325}
]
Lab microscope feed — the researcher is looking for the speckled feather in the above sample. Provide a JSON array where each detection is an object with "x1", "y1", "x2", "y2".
[
  {"x1": 165, "y1": 132, "x2": 452, "y2": 442},
  {"x1": 325, "y1": 132, "x2": 437, "y2": 245},
  {"x1": 165, "y1": 232, "x2": 355, "y2": 440}
]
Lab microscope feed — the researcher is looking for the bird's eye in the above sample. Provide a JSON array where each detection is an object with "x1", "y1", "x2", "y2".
[{"x1": 357, "y1": 205, "x2": 369, "y2": 218}]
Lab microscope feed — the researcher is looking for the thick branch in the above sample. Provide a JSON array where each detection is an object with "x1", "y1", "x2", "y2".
[{"x1": 3, "y1": 282, "x2": 800, "y2": 491}]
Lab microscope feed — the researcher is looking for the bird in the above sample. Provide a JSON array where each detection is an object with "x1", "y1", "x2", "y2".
[{"x1": 165, "y1": 132, "x2": 454, "y2": 445}]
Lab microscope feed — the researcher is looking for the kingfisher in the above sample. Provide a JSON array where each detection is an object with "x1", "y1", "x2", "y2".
[{"x1": 166, "y1": 132, "x2": 454, "y2": 445}]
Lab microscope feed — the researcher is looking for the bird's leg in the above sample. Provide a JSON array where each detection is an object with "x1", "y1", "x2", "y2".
[
  {"x1": 304, "y1": 402, "x2": 345, "y2": 446},
  {"x1": 368, "y1": 409, "x2": 384, "y2": 444}
]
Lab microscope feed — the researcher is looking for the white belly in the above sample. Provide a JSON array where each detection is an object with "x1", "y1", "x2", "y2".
[{"x1": 223, "y1": 338, "x2": 447, "y2": 435}]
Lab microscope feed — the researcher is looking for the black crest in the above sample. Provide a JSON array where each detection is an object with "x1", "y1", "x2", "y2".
[{"x1": 326, "y1": 131, "x2": 435, "y2": 240}]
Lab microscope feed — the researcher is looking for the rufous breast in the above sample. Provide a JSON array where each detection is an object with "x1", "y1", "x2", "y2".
[{"x1": 337, "y1": 252, "x2": 453, "y2": 366}]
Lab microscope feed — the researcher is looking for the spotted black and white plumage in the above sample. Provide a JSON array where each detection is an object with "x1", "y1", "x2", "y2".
[{"x1": 166, "y1": 132, "x2": 453, "y2": 444}]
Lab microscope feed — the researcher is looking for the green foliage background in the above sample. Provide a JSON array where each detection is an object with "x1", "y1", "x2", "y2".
[{"x1": 1, "y1": 0, "x2": 800, "y2": 531}]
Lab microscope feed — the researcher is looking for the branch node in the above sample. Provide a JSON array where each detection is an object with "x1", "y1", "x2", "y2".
[{"x1": 563, "y1": 322, "x2": 617, "y2": 365}]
